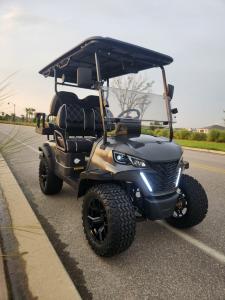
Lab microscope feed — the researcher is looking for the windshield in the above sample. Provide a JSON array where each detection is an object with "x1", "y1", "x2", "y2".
[{"x1": 102, "y1": 87, "x2": 169, "y2": 128}]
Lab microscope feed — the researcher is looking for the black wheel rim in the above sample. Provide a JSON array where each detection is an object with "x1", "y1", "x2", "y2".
[
  {"x1": 40, "y1": 162, "x2": 48, "y2": 188},
  {"x1": 87, "y1": 198, "x2": 108, "y2": 242},
  {"x1": 173, "y1": 189, "x2": 188, "y2": 218}
]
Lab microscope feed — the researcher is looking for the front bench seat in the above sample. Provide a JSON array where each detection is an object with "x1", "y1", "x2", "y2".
[
  {"x1": 55, "y1": 129, "x2": 94, "y2": 153},
  {"x1": 65, "y1": 138, "x2": 93, "y2": 153}
]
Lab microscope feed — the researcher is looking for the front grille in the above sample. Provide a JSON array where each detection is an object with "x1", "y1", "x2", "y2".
[{"x1": 147, "y1": 160, "x2": 179, "y2": 194}]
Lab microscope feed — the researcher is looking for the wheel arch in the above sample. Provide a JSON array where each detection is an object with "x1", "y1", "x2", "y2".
[
  {"x1": 78, "y1": 178, "x2": 120, "y2": 198},
  {"x1": 39, "y1": 143, "x2": 55, "y2": 170}
]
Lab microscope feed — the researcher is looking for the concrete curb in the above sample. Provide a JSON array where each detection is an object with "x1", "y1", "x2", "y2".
[
  {"x1": 182, "y1": 146, "x2": 225, "y2": 155},
  {"x1": 0, "y1": 245, "x2": 8, "y2": 300},
  {"x1": 0, "y1": 154, "x2": 81, "y2": 300}
]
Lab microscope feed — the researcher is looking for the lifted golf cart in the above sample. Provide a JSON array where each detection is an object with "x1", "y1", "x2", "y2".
[{"x1": 36, "y1": 37, "x2": 208, "y2": 256}]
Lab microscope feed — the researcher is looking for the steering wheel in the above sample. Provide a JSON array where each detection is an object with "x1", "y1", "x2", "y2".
[{"x1": 117, "y1": 109, "x2": 140, "y2": 119}]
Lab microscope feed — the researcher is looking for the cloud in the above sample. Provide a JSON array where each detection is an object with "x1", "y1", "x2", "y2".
[{"x1": 0, "y1": 6, "x2": 50, "y2": 32}]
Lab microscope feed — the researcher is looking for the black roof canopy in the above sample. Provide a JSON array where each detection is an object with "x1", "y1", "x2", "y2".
[{"x1": 39, "y1": 36, "x2": 173, "y2": 83}]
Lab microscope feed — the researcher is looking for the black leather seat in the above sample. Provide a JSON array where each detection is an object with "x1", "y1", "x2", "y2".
[
  {"x1": 50, "y1": 91, "x2": 78, "y2": 116},
  {"x1": 66, "y1": 138, "x2": 93, "y2": 153},
  {"x1": 54, "y1": 93, "x2": 102, "y2": 153}
]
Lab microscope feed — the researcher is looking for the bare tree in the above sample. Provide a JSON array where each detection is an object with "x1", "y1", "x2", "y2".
[{"x1": 111, "y1": 74, "x2": 154, "y2": 118}]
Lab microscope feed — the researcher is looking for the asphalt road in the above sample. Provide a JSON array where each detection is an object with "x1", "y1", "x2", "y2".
[{"x1": 0, "y1": 123, "x2": 225, "y2": 300}]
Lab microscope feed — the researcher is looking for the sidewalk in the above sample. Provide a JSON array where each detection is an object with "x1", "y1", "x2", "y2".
[{"x1": 0, "y1": 153, "x2": 81, "y2": 299}]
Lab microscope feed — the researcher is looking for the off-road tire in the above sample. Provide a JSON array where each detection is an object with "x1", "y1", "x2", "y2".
[
  {"x1": 166, "y1": 174, "x2": 208, "y2": 228},
  {"x1": 39, "y1": 156, "x2": 63, "y2": 195},
  {"x1": 82, "y1": 184, "x2": 136, "y2": 257}
]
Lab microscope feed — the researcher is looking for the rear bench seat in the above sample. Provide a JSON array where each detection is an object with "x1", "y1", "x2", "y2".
[{"x1": 54, "y1": 92, "x2": 103, "y2": 154}]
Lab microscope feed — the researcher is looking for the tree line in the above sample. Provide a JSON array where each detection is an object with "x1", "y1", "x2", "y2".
[{"x1": 0, "y1": 107, "x2": 36, "y2": 123}]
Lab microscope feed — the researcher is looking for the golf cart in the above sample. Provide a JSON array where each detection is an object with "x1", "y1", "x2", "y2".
[{"x1": 36, "y1": 37, "x2": 208, "y2": 257}]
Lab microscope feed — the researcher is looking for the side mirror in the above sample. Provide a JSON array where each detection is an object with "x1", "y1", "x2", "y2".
[
  {"x1": 171, "y1": 108, "x2": 178, "y2": 114},
  {"x1": 167, "y1": 84, "x2": 174, "y2": 99}
]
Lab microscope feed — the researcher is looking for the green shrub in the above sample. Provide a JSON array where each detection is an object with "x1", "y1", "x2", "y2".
[
  {"x1": 161, "y1": 128, "x2": 169, "y2": 138},
  {"x1": 141, "y1": 127, "x2": 225, "y2": 143},
  {"x1": 152, "y1": 128, "x2": 169, "y2": 138},
  {"x1": 173, "y1": 131, "x2": 179, "y2": 139},
  {"x1": 218, "y1": 130, "x2": 225, "y2": 143},
  {"x1": 174, "y1": 129, "x2": 191, "y2": 140},
  {"x1": 141, "y1": 128, "x2": 148, "y2": 134},
  {"x1": 190, "y1": 132, "x2": 207, "y2": 141},
  {"x1": 207, "y1": 129, "x2": 221, "y2": 142},
  {"x1": 154, "y1": 129, "x2": 161, "y2": 135},
  {"x1": 142, "y1": 128, "x2": 155, "y2": 136},
  {"x1": 154, "y1": 129, "x2": 163, "y2": 137}
]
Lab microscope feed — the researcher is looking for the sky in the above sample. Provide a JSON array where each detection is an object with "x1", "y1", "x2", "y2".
[{"x1": 0, "y1": 0, "x2": 225, "y2": 128}]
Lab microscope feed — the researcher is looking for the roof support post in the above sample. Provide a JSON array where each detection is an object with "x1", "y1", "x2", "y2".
[
  {"x1": 95, "y1": 52, "x2": 107, "y2": 145},
  {"x1": 161, "y1": 66, "x2": 173, "y2": 141},
  {"x1": 53, "y1": 68, "x2": 58, "y2": 94}
]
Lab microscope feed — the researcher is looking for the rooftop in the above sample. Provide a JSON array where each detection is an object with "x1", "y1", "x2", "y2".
[{"x1": 39, "y1": 36, "x2": 173, "y2": 83}]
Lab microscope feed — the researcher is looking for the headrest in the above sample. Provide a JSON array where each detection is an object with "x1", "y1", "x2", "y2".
[{"x1": 49, "y1": 91, "x2": 78, "y2": 116}]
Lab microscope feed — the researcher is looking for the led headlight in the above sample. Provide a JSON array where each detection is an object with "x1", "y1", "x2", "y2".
[
  {"x1": 128, "y1": 156, "x2": 147, "y2": 167},
  {"x1": 113, "y1": 152, "x2": 130, "y2": 165},
  {"x1": 175, "y1": 167, "x2": 182, "y2": 187},
  {"x1": 113, "y1": 151, "x2": 147, "y2": 168}
]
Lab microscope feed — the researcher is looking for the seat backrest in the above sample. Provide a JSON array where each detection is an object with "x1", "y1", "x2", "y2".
[
  {"x1": 49, "y1": 91, "x2": 78, "y2": 116},
  {"x1": 82, "y1": 96, "x2": 103, "y2": 132},
  {"x1": 56, "y1": 95, "x2": 103, "y2": 136}
]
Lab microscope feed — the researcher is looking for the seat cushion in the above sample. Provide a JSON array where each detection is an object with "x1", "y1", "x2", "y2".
[{"x1": 66, "y1": 138, "x2": 94, "y2": 153}]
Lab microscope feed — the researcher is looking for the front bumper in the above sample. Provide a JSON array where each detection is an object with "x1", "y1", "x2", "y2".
[
  {"x1": 82, "y1": 168, "x2": 180, "y2": 220},
  {"x1": 113, "y1": 169, "x2": 180, "y2": 220},
  {"x1": 142, "y1": 193, "x2": 178, "y2": 220}
]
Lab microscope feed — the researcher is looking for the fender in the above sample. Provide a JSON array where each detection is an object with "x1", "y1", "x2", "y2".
[
  {"x1": 78, "y1": 170, "x2": 113, "y2": 197},
  {"x1": 38, "y1": 143, "x2": 55, "y2": 171}
]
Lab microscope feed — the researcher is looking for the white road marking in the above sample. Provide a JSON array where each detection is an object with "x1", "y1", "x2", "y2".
[
  {"x1": 1, "y1": 125, "x2": 225, "y2": 265},
  {"x1": 158, "y1": 221, "x2": 225, "y2": 265},
  {"x1": 0, "y1": 128, "x2": 39, "y2": 154}
]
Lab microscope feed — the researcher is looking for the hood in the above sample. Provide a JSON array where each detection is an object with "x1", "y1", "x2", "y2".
[{"x1": 108, "y1": 134, "x2": 183, "y2": 162}]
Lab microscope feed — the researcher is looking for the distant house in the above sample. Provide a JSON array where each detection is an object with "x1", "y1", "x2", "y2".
[
  {"x1": 187, "y1": 125, "x2": 225, "y2": 133},
  {"x1": 197, "y1": 128, "x2": 209, "y2": 134},
  {"x1": 197, "y1": 125, "x2": 225, "y2": 134}
]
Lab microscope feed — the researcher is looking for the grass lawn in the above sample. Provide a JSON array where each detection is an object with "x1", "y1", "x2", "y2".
[
  {"x1": 175, "y1": 139, "x2": 225, "y2": 152},
  {"x1": 0, "y1": 120, "x2": 35, "y2": 127}
]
